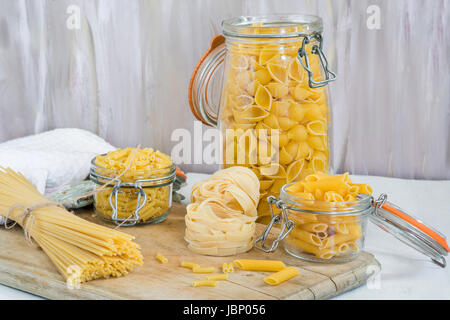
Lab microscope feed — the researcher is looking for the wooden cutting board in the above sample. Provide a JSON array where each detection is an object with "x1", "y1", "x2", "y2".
[{"x1": 0, "y1": 203, "x2": 380, "y2": 300}]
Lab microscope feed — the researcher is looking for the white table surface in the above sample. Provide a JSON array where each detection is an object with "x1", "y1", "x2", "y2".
[{"x1": 1, "y1": 173, "x2": 449, "y2": 300}]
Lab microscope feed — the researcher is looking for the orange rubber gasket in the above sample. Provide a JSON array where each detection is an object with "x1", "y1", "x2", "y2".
[
  {"x1": 188, "y1": 35, "x2": 226, "y2": 126},
  {"x1": 176, "y1": 167, "x2": 186, "y2": 180},
  {"x1": 381, "y1": 203, "x2": 450, "y2": 252}
]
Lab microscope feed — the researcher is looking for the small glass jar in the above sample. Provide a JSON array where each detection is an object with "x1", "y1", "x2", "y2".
[
  {"x1": 89, "y1": 158, "x2": 176, "y2": 226},
  {"x1": 279, "y1": 183, "x2": 371, "y2": 263},
  {"x1": 255, "y1": 184, "x2": 449, "y2": 267}
]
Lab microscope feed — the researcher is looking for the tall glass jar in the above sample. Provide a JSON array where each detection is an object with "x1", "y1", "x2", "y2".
[{"x1": 189, "y1": 15, "x2": 336, "y2": 222}]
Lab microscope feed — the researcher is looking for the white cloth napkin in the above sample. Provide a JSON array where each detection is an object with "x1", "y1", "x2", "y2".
[{"x1": 0, "y1": 128, "x2": 115, "y2": 224}]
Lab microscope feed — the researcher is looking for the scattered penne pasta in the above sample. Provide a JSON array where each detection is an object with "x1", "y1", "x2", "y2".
[
  {"x1": 233, "y1": 259, "x2": 286, "y2": 272},
  {"x1": 181, "y1": 261, "x2": 199, "y2": 269},
  {"x1": 155, "y1": 253, "x2": 168, "y2": 264},
  {"x1": 192, "y1": 266, "x2": 215, "y2": 274},
  {"x1": 192, "y1": 280, "x2": 217, "y2": 287},
  {"x1": 222, "y1": 262, "x2": 235, "y2": 273},
  {"x1": 264, "y1": 267, "x2": 300, "y2": 285}
]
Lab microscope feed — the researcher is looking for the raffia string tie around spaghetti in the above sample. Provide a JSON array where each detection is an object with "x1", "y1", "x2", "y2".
[
  {"x1": 4, "y1": 202, "x2": 64, "y2": 243},
  {"x1": 0, "y1": 147, "x2": 144, "y2": 283}
]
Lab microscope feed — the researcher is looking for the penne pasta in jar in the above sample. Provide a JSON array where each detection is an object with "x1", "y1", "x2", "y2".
[
  {"x1": 256, "y1": 173, "x2": 450, "y2": 267},
  {"x1": 255, "y1": 172, "x2": 373, "y2": 263}
]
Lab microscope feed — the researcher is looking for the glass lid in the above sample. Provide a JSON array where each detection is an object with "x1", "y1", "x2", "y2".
[
  {"x1": 222, "y1": 14, "x2": 323, "y2": 38},
  {"x1": 371, "y1": 194, "x2": 449, "y2": 268}
]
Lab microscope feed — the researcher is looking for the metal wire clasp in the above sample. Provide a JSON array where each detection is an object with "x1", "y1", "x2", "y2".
[
  {"x1": 109, "y1": 181, "x2": 148, "y2": 226},
  {"x1": 254, "y1": 196, "x2": 295, "y2": 253},
  {"x1": 298, "y1": 33, "x2": 337, "y2": 88},
  {"x1": 373, "y1": 193, "x2": 388, "y2": 214}
]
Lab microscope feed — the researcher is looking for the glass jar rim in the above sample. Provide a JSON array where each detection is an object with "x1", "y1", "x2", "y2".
[
  {"x1": 222, "y1": 14, "x2": 323, "y2": 38},
  {"x1": 89, "y1": 156, "x2": 176, "y2": 182},
  {"x1": 280, "y1": 182, "x2": 373, "y2": 216}
]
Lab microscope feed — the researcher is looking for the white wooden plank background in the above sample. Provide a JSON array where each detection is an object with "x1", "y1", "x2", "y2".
[{"x1": 0, "y1": 0, "x2": 449, "y2": 179}]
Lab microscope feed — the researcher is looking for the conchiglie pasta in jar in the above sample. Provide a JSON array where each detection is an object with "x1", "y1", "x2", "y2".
[
  {"x1": 189, "y1": 15, "x2": 336, "y2": 223},
  {"x1": 90, "y1": 148, "x2": 176, "y2": 226}
]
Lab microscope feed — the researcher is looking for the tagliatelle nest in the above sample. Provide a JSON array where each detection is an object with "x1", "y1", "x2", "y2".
[{"x1": 185, "y1": 166, "x2": 260, "y2": 256}]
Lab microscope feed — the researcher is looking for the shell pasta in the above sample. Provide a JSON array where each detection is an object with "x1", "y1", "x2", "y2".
[{"x1": 219, "y1": 26, "x2": 331, "y2": 221}]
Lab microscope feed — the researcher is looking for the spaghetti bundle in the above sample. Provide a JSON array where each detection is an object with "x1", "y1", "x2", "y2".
[
  {"x1": 0, "y1": 167, "x2": 143, "y2": 283},
  {"x1": 185, "y1": 166, "x2": 260, "y2": 256}
]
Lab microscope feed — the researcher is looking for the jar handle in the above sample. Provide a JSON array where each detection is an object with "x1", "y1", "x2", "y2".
[
  {"x1": 298, "y1": 33, "x2": 337, "y2": 88},
  {"x1": 254, "y1": 196, "x2": 295, "y2": 253},
  {"x1": 188, "y1": 35, "x2": 226, "y2": 127}
]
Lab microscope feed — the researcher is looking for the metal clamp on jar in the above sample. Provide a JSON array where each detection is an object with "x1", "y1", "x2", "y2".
[
  {"x1": 255, "y1": 184, "x2": 449, "y2": 267},
  {"x1": 108, "y1": 182, "x2": 148, "y2": 226}
]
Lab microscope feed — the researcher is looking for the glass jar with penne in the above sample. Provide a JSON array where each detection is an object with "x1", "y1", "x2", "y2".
[
  {"x1": 255, "y1": 172, "x2": 449, "y2": 266},
  {"x1": 254, "y1": 172, "x2": 372, "y2": 262},
  {"x1": 90, "y1": 148, "x2": 176, "y2": 226},
  {"x1": 189, "y1": 15, "x2": 336, "y2": 222},
  {"x1": 281, "y1": 186, "x2": 371, "y2": 262}
]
